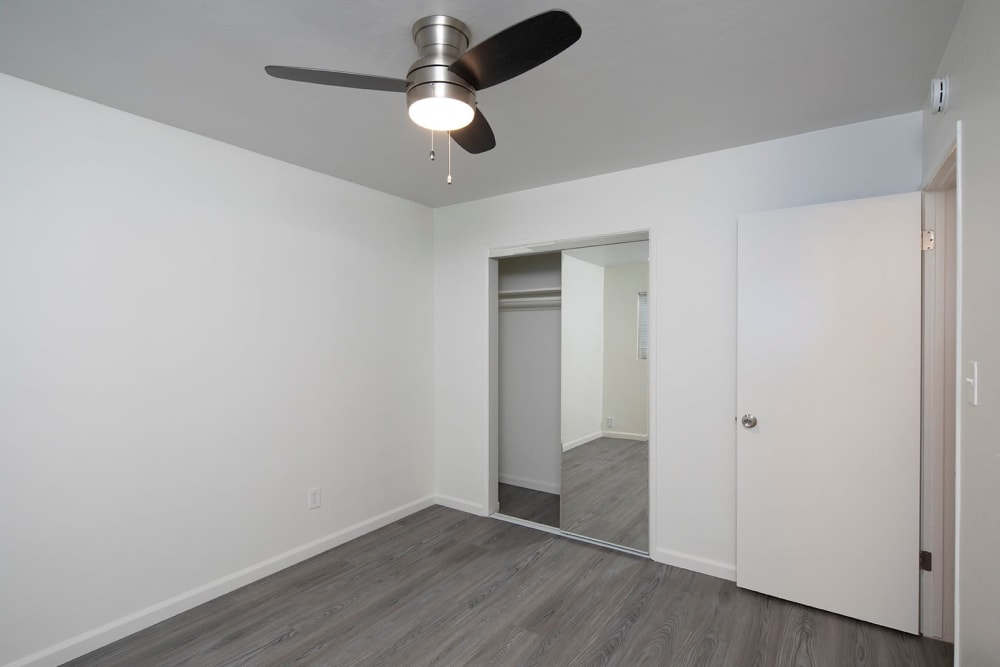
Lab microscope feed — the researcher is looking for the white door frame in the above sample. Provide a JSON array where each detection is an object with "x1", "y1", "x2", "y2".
[{"x1": 920, "y1": 153, "x2": 958, "y2": 640}]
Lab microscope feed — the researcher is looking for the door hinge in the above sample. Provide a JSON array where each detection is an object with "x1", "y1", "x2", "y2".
[
  {"x1": 920, "y1": 550, "x2": 933, "y2": 572},
  {"x1": 922, "y1": 230, "x2": 936, "y2": 251}
]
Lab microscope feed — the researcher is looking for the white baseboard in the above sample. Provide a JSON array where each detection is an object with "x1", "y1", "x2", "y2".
[
  {"x1": 498, "y1": 473, "x2": 560, "y2": 495},
  {"x1": 562, "y1": 431, "x2": 603, "y2": 452},
  {"x1": 652, "y1": 547, "x2": 736, "y2": 581},
  {"x1": 434, "y1": 494, "x2": 487, "y2": 516},
  {"x1": 10, "y1": 495, "x2": 437, "y2": 667},
  {"x1": 602, "y1": 431, "x2": 649, "y2": 441}
]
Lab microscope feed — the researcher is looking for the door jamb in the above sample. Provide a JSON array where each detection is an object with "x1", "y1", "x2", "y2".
[{"x1": 920, "y1": 142, "x2": 958, "y2": 641}]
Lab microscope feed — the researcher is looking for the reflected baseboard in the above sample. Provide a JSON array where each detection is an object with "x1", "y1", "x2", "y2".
[
  {"x1": 498, "y1": 474, "x2": 560, "y2": 495},
  {"x1": 562, "y1": 432, "x2": 649, "y2": 452},
  {"x1": 562, "y1": 431, "x2": 603, "y2": 452},
  {"x1": 601, "y1": 431, "x2": 648, "y2": 441}
]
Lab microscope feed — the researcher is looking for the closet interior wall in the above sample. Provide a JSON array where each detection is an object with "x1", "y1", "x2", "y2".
[{"x1": 496, "y1": 254, "x2": 563, "y2": 520}]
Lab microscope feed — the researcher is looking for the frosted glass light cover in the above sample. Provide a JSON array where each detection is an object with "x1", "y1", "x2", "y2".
[{"x1": 408, "y1": 97, "x2": 474, "y2": 131}]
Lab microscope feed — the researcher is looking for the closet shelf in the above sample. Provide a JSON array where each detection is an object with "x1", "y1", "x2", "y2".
[
  {"x1": 498, "y1": 287, "x2": 561, "y2": 311},
  {"x1": 498, "y1": 287, "x2": 561, "y2": 298}
]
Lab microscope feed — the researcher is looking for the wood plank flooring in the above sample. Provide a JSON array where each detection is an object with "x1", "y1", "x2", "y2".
[
  {"x1": 561, "y1": 437, "x2": 648, "y2": 551},
  {"x1": 65, "y1": 506, "x2": 951, "y2": 667},
  {"x1": 498, "y1": 483, "x2": 560, "y2": 528}
]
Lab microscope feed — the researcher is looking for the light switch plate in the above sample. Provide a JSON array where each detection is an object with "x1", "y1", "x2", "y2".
[{"x1": 965, "y1": 361, "x2": 979, "y2": 406}]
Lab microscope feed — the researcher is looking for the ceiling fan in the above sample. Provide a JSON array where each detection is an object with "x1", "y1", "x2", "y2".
[{"x1": 265, "y1": 10, "x2": 582, "y2": 157}]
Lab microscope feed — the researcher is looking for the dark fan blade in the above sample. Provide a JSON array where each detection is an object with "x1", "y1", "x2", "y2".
[
  {"x1": 451, "y1": 108, "x2": 496, "y2": 154},
  {"x1": 448, "y1": 10, "x2": 581, "y2": 91},
  {"x1": 265, "y1": 66, "x2": 407, "y2": 93}
]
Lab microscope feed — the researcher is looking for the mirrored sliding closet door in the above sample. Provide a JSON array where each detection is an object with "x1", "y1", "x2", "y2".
[
  {"x1": 493, "y1": 237, "x2": 649, "y2": 554},
  {"x1": 560, "y1": 241, "x2": 649, "y2": 552}
]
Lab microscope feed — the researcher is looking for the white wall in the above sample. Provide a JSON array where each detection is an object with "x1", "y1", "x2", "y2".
[
  {"x1": 433, "y1": 111, "x2": 923, "y2": 578},
  {"x1": 923, "y1": 2, "x2": 1000, "y2": 662},
  {"x1": 497, "y1": 254, "x2": 562, "y2": 494},
  {"x1": 602, "y1": 263, "x2": 650, "y2": 439},
  {"x1": 0, "y1": 74, "x2": 434, "y2": 666},
  {"x1": 560, "y1": 254, "x2": 605, "y2": 449}
]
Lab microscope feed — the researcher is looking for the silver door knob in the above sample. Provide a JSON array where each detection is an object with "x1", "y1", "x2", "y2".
[{"x1": 741, "y1": 414, "x2": 758, "y2": 429}]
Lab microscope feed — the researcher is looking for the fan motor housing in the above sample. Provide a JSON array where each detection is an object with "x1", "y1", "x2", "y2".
[{"x1": 406, "y1": 16, "x2": 476, "y2": 110}]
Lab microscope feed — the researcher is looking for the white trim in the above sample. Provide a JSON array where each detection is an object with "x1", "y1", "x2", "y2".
[
  {"x1": 562, "y1": 432, "x2": 651, "y2": 452},
  {"x1": 602, "y1": 431, "x2": 648, "y2": 441},
  {"x1": 561, "y1": 431, "x2": 603, "y2": 451},
  {"x1": 925, "y1": 146, "x2": 957, "y2": 191},
  {"x1": 498, "y1": 474, "x2": 560, "y2": 495},
  {"x1": 486, "y1": 257, "x2": 500, "y2": 517},
  {"x1": 652, "y1": 547, "x2": 737, "y2": 582},
  {"x1": 8, "y1": 496, "x2": 436, "y2": 667},
  {"x1": 647, "y1": 227, "x2": 658, "y2": 569},
  {"x1": 924, "y1": 143, "x2": 958, "y2": 191},
  {"x1": 921, "y1": 190, "x2": 945, "y2": 638},
  {"x1": 952, "y1": 120, "x2": 964, "y2": 666},
  {"x1": 488, "y1": 230, "x2": 651, "y2": 258},
  {"x1": 919, "y1": 184, "x2": 958, "y2": 642},
  {"x1": 435, "y1": 494, "x2": 487, "y2": 517}
]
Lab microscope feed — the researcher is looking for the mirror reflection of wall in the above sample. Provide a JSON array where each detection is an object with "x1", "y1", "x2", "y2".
[
  {"x1": 561, "y1": 241, "x2": 649, "y2": 552},
  {"x1": 495, "y1": 253, "x2": 562, "y2": 527}
]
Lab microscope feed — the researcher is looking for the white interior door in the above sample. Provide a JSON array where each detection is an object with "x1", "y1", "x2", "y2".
[{"x1": 736, "y1": 193, "x2": 921, "y2": 634}]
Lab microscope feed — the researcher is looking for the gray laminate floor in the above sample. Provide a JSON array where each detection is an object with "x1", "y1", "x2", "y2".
[
  {"x1": 498, "y1": 483, "x2": 560, "y2": 528},
  {"x1": 64, "y1": 506, "x2": 950, "y2": 667},
  {"x1": 561, "y1": 437, "x2": 648, "y2": 551}
]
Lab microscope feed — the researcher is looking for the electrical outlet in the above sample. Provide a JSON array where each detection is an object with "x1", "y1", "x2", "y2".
[
  {"x1": 307, "y1": 487, "x2": 322, "y2": 510},
  {"x1": 606, "y1": 417, "x2": 614, "y2": 428}
]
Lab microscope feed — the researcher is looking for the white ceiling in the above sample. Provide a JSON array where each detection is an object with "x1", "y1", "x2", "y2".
[{"x1": 0, "y1": 1, "x2": 963, "y2": 208}]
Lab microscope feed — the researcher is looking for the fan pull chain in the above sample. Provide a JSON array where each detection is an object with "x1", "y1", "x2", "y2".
[
  {"x1": 429, "y1": 130, "x2": 435, "y2": 161},
  {"x1": 447, "y1": 131, "x2": 453, "y2": 185}
]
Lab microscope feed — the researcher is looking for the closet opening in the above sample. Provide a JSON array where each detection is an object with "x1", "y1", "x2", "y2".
[{"x1": 487, "y1": 231, "x2": 653, "y2": 556}]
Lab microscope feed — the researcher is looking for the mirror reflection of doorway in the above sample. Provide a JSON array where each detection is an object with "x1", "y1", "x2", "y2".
[{"x1": 560, "y1": 242, "x2": 649, "y2": 552}]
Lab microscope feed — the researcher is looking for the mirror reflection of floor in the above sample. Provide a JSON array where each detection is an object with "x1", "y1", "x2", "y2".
[
  {"x1": 498, "y1": 483, "x2": 560, "y2": 528},
  {"x1": 561, "y1": 437, "x2": 648, "y2": 552}
]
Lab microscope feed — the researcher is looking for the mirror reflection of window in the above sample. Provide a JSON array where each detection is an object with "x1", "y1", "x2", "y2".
[{"x1": 637, "y1": 291, "x2": 649, "y2": 360}]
